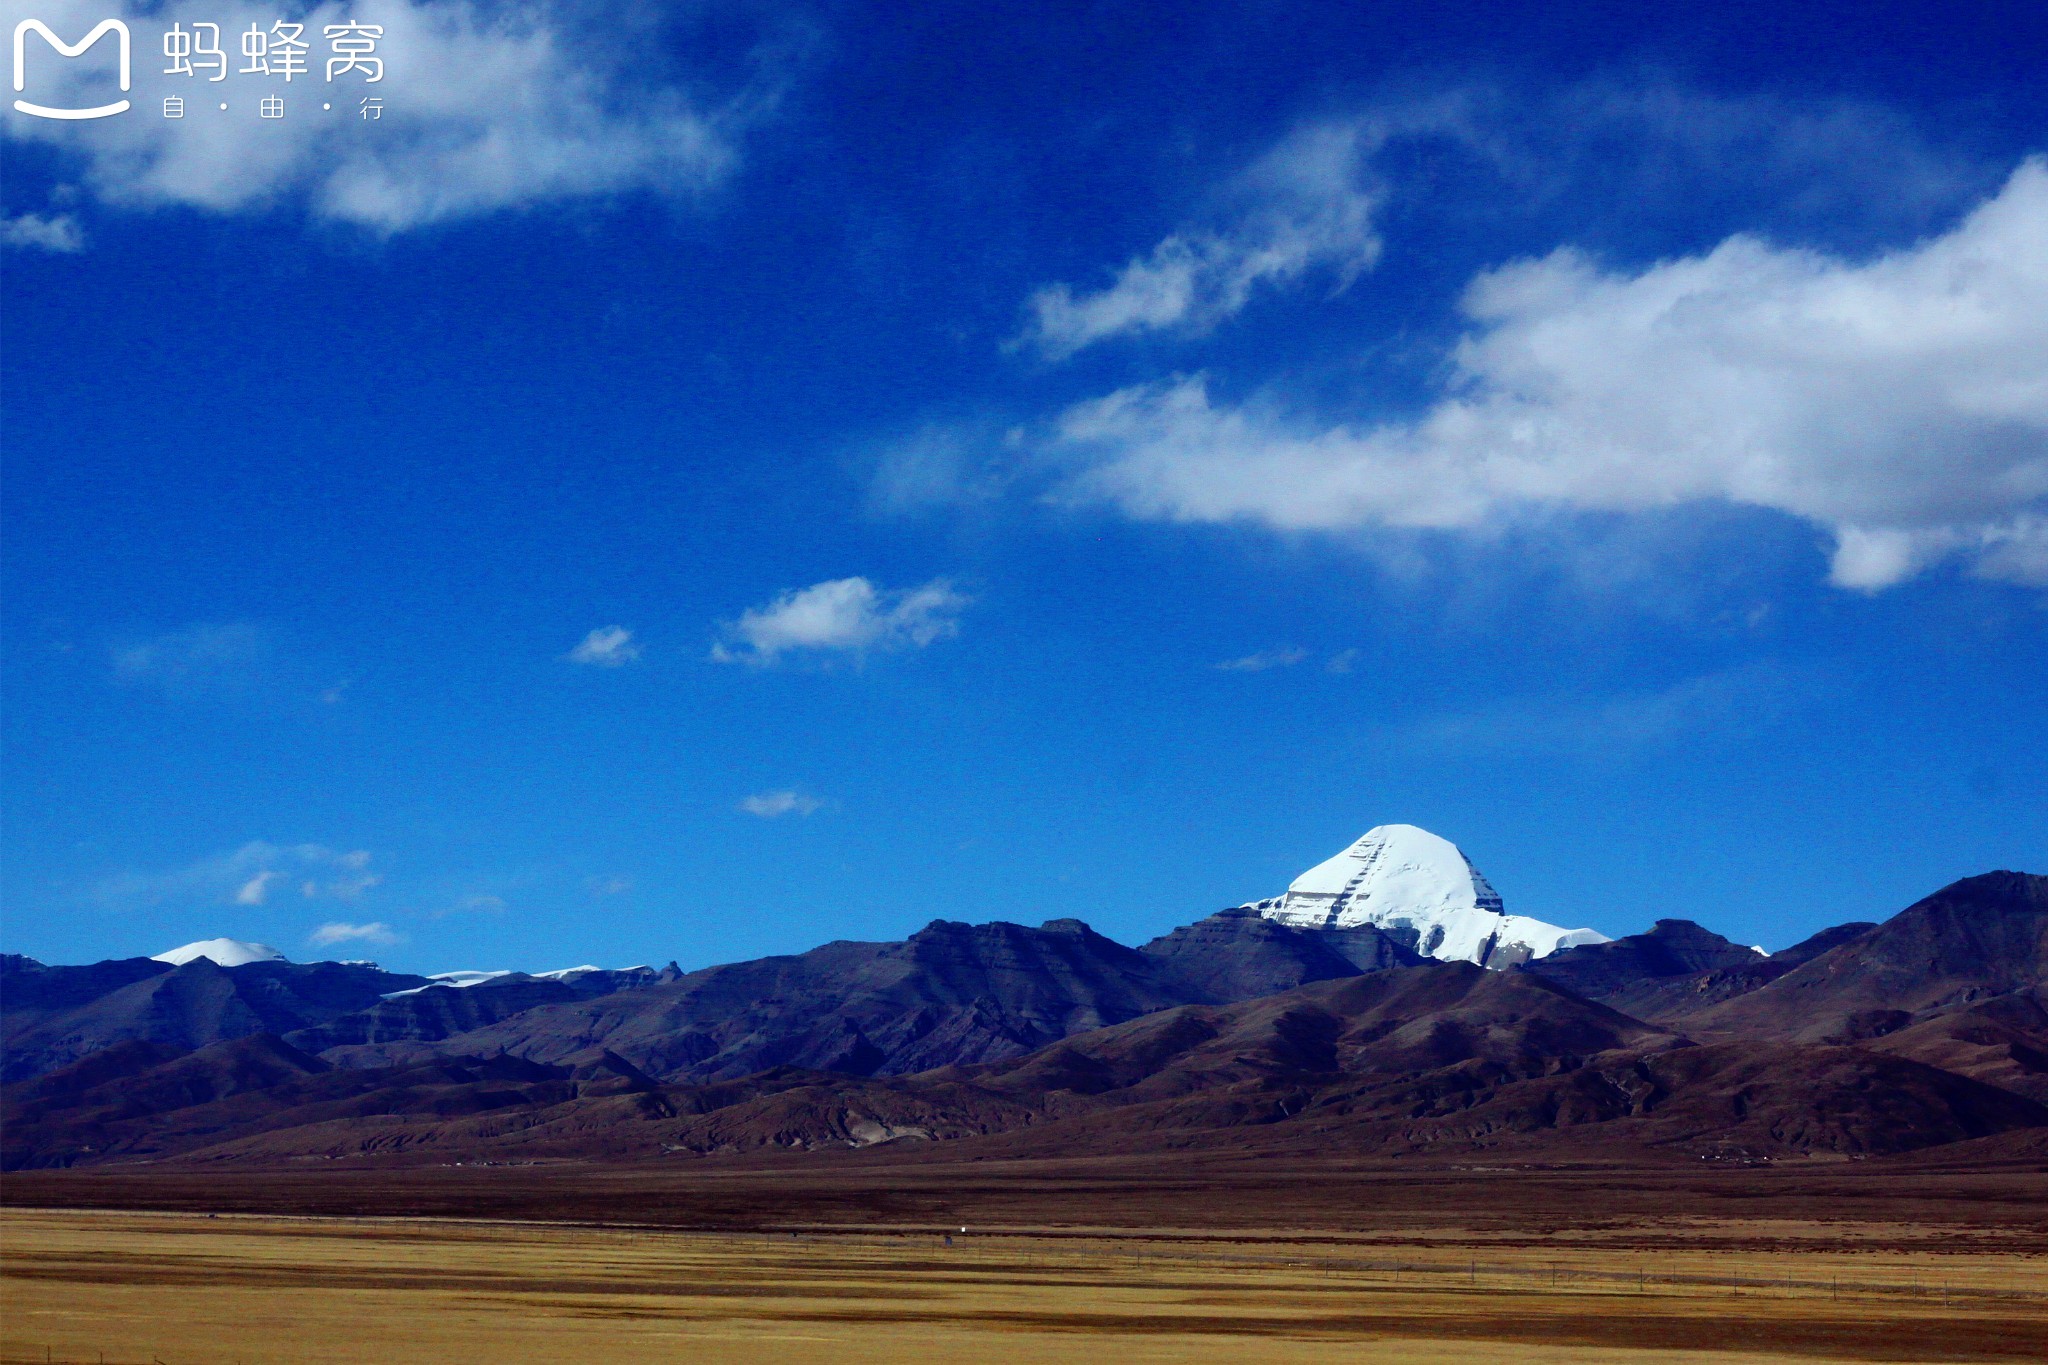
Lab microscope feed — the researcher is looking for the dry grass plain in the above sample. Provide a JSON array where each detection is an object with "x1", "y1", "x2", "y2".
[{"x1": 6, "y1": 1204, "x2": 2048, "y2": 1365}]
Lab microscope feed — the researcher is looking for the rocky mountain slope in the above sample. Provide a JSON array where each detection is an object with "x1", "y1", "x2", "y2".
[
  {"x1": 1516, "y1": 919, "x2": 1879, "y2": 1024},
  {"x1": 6, "y1": 868, "x2": 2045, "y2": 1171},
  {"x1": 13, "y1": 950, "x2": 2043, "y2": 1170},
  {"x1": 1685, "y1": 872, "x2": 2048, "y2": 1042},
  {"x1": 3, "y1": 912, "x2": 1430, "y2": 1092},
  {"x1": 318, "y1": 917, "x2": 1240, "y2": 1082},
  {"x1": 1, "y1": 956, "x2": 430, "y2": 1083}
]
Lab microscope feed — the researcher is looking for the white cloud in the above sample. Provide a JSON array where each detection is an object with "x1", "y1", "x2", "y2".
[
  {"x1": 95, "y1": 842, "x2": 380, "y2": 910},
  {"x1": 1, "y1": 212, "x2": 84, "y2": 252},
  {"x1": 712, "y1": 576, "x2": 969, "y2": 665},
  {"x1": 566, "y1": 625, "x2": 641, "y2": 667},
  {"x1": 739, "y1": 789, "x2": 823, "y2": 818},
  {"x1": 1041, "y1": 158, "x2": 2048, "y2": 590},
  {"x1": 308, "y1": 920, "x2": 401, "y2": 947},
  {"x1": 586, "y1": 875, "x2": 632, "y2": 897},
  {"x1": 1, "y1": 0, "x2": 771, "y2": 232},
  {"x1": 1213, "y1": 648, "x2": 1307, "y2": 673},
  {"x1": 1016, "y1": 121, "x2": 1383, "y2": 358},
  {"x1": 1325, "y1": 648, "x2": 1361, "y2": 674}
]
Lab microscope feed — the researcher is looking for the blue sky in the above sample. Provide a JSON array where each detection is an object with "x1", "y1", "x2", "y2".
[{"x1": 3, "y1": 0, "x2": 2043, "y2": 972}]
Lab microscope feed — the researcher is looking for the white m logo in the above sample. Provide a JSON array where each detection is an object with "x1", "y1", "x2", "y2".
[{"x1": 13, "y1": 18, "x2": 131, "y2": 120}]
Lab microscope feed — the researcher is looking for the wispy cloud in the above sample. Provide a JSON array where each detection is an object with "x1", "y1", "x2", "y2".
[
  {"x1": 566, "y1": 626, "x2": 642, "y2": 667},
  {"x1": 1014, "y1": 82, "x2": 2001, "y2": 366},
  {"x1": 3, "y1": 0, "x2": 794, "y2": 233},
  {"x1": 1213, "y1": 648, "x2": 1308, "y2": 673},
  {"x1": 432, "y1": 892, "x2": 506, "y2": 918},
  {"x1": 864, "y1": 419, "x2": 1021, "y2": 513},
  {"x1": 1, "y1": 212, "x2": 84, "y2": 252},
  {"x1": 740, "y1": 789, "x2": 823, "y2": 818},
  {"x1": 1040, "y1": 158, "x2": 2048, "y2": 590},
  {"x1": 299, "y1": 849, "x2": 380, "y2": 900},
  {"x1": 308, "y1": 920, "x2": 401, "y2": 948},
  {"x1": 110, "y1": 621, "x2": 267, "y2": 696},
  {"x1": 1395, "y1": 665, "x2": 1798, "y2": 759},
  {"x1": 586, "y1": 875, "x2": 632, "y2": 897},
  {"x1": 235, "y1": 870, "x2": 285, "y2": 906},
  {"x1": 95, "y1": 842, "x2": 380, "y2": 911},
  {"x1": 712, "y1": 577, "x2": 969, "y2": 666},
  {"x1": 1016, "y1": 121, "x2": 1383, "y2": 359}
]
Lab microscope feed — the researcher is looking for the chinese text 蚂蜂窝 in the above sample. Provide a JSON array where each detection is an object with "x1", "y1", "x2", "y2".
[{"x1": 162, "y1": 21, "x2": 383, "y2": 83}]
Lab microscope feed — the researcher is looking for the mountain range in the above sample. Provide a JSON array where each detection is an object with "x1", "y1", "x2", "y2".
[{"x1": 5, "y1": 827, "x2": 2044, "y2": 1172}]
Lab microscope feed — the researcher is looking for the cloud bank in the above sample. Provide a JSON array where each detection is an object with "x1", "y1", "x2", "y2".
[
  {"x1": 1043, "y1": 158, "x2": 2048, "y2": 589},
  {"x1": 3, "y1": 0, "x2": 774, "y2": 231}
]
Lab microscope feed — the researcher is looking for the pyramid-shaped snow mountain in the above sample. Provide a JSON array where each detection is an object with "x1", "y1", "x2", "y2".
[
  {"x1": 1245, "y1": 824, "x2": 1607, "y2": 969},
  {"x1": 150, "y1": 938, "x2": 287, "y2": 968}
]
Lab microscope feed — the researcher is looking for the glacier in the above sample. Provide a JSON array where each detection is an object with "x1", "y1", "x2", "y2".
[{"x1": 1247, "y1": 824, "x2": 1607, "y2": 969}]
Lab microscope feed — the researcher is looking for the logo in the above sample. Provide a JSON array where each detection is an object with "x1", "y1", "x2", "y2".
[{"x1": 13, "y1": 18, "x2": 131, "y2": 120}]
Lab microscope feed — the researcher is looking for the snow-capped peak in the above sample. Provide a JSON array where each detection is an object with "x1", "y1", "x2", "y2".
[
  {"x1": 152, "y1": 938, "x2": 287, "y2": 968},
  {"x1": 1250, "y1": 824, "x2": 1607, "y2": 969}
]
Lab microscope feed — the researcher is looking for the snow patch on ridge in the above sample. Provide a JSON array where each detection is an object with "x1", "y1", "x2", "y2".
[
  {"x1": 377, "y1": 965, "x2": 652, "y2": 999},
  {"x1": 379, "y1": 969, "x2": 515, "y2": 999},
  {"x1": 1251, "y1": 824, "x2": 1606, "y2": 969}
]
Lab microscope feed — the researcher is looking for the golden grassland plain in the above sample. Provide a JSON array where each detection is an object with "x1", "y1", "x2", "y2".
[{"x1": 4, "y1": 1206, "x2": 2047, "y2": 1365}]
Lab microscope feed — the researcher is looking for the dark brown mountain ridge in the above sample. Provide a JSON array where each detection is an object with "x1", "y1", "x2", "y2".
[
  {"x1": 1517, "y1": 917, "x2": 1881, "y2": 1025},
  {"x1": 5, "y1": 870, "x2": 2043, "y2": 1170},
  {"x1": 1, "y1": 956, "x2": 429, "y2": 1084},
  {"x1": 1687, "y1": 871, "x2": 2048, "y2": 1042},
  {"x1": 304, "y1": 912, "x2": 1424, "y2": 1084}
]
